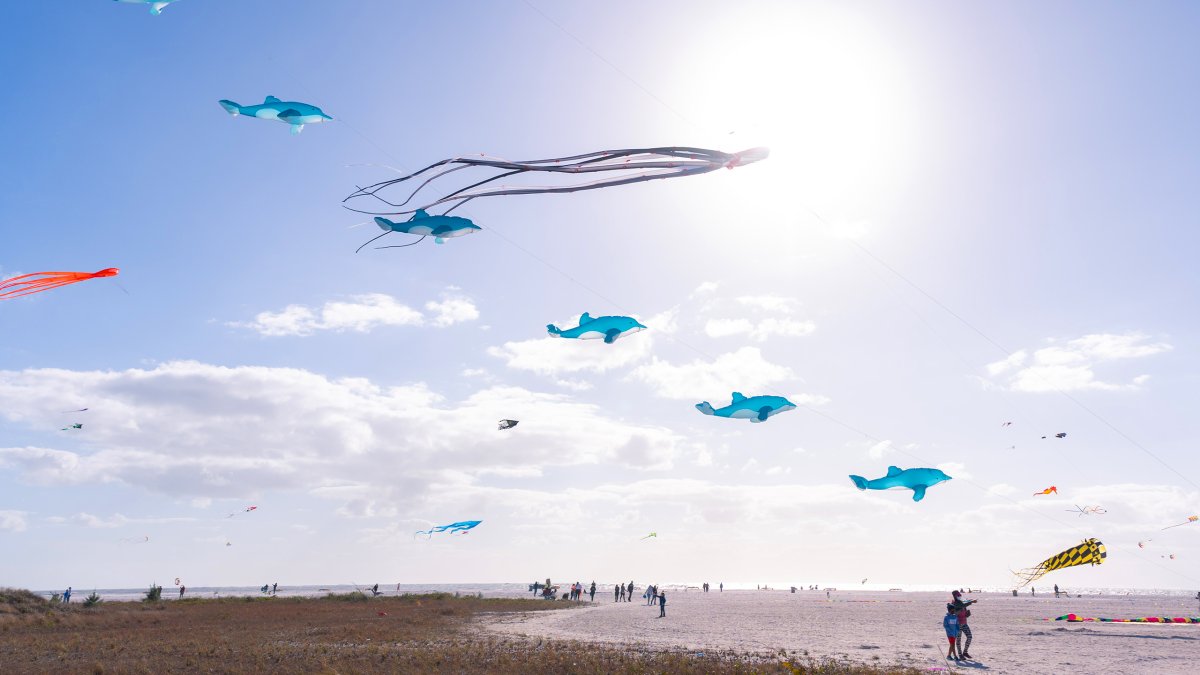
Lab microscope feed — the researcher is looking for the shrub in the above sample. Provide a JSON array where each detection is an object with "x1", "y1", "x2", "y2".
[
  {"x1": 144, "y1": 584, "x2": 163, "y2": 602},
  {"x1": 83, "y1": 592, "x2": 103, "y2": 608}
]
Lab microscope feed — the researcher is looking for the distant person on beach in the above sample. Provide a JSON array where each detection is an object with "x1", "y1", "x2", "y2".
[
  {"x1": 1031, "y1": 587, "x2": 1036, "y2": 596},
  {"x1": 658, "y1": 590, "x2": 667, "y2": 618},
  {"x1": 63, "y1": 587, "x2": 72, "y2": 604},
  {"x1": 273, "y1": 583, "x2": 278, "y2": 595},
  {"x1": 720, "y1": 582, "x2": 723, "y2": 592},
  {"x1": 627, "y1": 581, "x2": 634, "y2": 602},
  {"x1": 589, "y1": 581, "x2": 596, "y2": 602},
  {"x1": 532, "y1": 581, "x2": 540, "y2": 596},
  {"x1": 614, "y1": 583, "x2": 620, "y2": 602},
  {"x1": 372, "y1": 584, "x2": 379, "y2": 597},
  {"x1": 1053, "y1": 584, "x2": 1059, "y2": 598},
  {"x1": 179, "y1": 585, "x2": 185, "y2": 599},
  {"x1": 943, "y1": 603, "x2": 961, "y2": 661},
  {"x1": 950, "y1": 591, "x2": 976, "y2": 660}
]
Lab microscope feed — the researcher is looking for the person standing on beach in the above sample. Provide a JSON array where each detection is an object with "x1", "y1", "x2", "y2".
[
  {"x1": 179, "y1": 585, "x2": 185, "y2": 599},
  {"x1": 720, "y1": 582, "x2": 723, "y2": 592},
  {"x1": 950, "y1": 591, "x2": 976, "y2": 660},
  {"x1": 614, "y1": 583, "x2": 621, "y2": 602},
  {"x1": 658, "y1": 590, "x2": 667, "y2": 618},
  {"x1": 273, "y1": 583, "x2": 278, "y2": 595},
  {"x1": 943, "y1": 603, "x2": 960, "y2": 661},
  {"x1": 63, "y1": 587, "x2": 72, "y2": 604},
  {"x1": 1053, "y1": 584, "x2": 1059, "y2": 598},
  {"x1": 589, "y1": 581, "x2": 596, "y2": 602},
  {"x1": 627, "y1": 581, "x2": 634, "y2": 602}
]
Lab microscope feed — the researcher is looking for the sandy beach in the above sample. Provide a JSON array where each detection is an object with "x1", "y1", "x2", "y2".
[{"x1": 484, "y1": 590, "x2": 1200, "y2": 674}]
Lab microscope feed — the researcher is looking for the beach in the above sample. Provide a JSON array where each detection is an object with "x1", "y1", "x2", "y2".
[{"x1": 484, "y1": 589, "x2": 1200, "y2": 674}]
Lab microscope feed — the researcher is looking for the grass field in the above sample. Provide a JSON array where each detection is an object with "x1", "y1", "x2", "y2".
[{"x1": 0, "y1": 588, "x2": 925, "y2": 674}]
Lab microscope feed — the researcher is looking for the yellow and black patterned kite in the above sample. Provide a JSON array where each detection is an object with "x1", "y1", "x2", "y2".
[{"x1": 1015, "y1": 538, "x2": 1106, "y2": 586}]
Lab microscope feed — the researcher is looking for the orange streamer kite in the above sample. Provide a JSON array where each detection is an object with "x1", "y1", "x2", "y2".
[
  {"x1": 1034, "y1": 486, "x2": 1058, "y2": 496},
  {"x1": 0, "y1": 269, "x2": 119, "y2": 300}
]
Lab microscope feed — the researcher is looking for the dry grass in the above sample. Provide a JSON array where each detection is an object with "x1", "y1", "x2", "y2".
[{"x1": 0, "y1": 589, "x2": 923, "y2": 674}]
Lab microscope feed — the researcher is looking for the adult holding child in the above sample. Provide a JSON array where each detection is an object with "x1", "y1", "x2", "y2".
[{"x1": 950, "y1": 590, "x2": 977, "y2": 660}]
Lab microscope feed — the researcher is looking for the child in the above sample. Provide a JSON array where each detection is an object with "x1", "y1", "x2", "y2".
[
  {"x1": 951, "y1": 591, "x2": 976, "y2": 660},
  {"x1": 943, "y1": 603, "x2": 960, "y2": 660}
]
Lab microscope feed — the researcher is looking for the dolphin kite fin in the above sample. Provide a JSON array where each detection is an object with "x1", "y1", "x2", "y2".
[
  {"x1": 435, "y1": 237, "x2": 446, "y2": 244},
  {"x1": 265, "y1": 96, "x2": 282, "y2": 104},
  {"x1": 911, "y1": 485, "x2": 928, "y2": 502},
  {"x1": 604, "y1": 328, "x2": 621, "y2": 344},
  {"x1": 218, "y1": 100, "x2": 242, "y2": 116},
  {"x1": 755, "y1": 406, "x2": 771, "y2": 422},
  {"x1": 150, "y1": 2, "x2": 168, "y2": 14},
  {"x1": 731, "y1": 392, "x2": 747, "y2": 403},
  {"x1": 695, "y1": 401, "x2": 715, "y2": 416},
  {"x1": 546, "y1": 324, "x2": 563, "y2": 336},
  {"x1": 374, "y1": 217, "x2": 395, "y2": 231},
  {"x1": 849, "y1": 475, "x2": 868, "y2": 491},
  {"x1": 290, "y1": 124, "x2": 304, "y2": 135},
  {"x1": 579, "y1": 312, "x2": 592, "y2": 323},
  {"x1": 886, "y1": 466, "x2": 903, "y2": 477}
]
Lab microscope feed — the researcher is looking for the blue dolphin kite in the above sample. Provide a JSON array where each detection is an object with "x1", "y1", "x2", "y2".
[
  {"x1": 414, "y1": 520, "x2": 482, "y2": 539},
  {"x1": 114, "y1": 0, "x2": 181, "y2": 15},
  {"x1": 849, "y1": 466, "x2": 952, "y2": 502},
  {"x1": 546, "y1": 313, "x2": 646, "y2": 344},
  {"x1": 218, "y1": 96, "x2": 332, "y2": 134},
  {"x1": 695, "y1": 392, "x2": 796, "y2": 423},
  {"x1": 374, "y1": 211, "x2": 481, "y2": 244}
]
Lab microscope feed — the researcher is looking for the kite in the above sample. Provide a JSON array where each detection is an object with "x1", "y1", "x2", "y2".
[
  {"x1": 1162, "y1": 554, "x2": 1176, "y2": 560},
  {"x1": 1041, "y1": 433, "x2": 1067, "y2": 439},
  {"x1": 62, "y1": 408, "x2": 88, "y2": 413},
  {"x1": 1001, "y1": 421, "x2": 1012, "y2": 427},
  {"x1": 861, "y1": 579, "x2": 868, "y2": 585},
  {"x1": 226, "y1": 505, "x2": 257, "y2": 518},
  {"x1": 118, "y1": 536, "x2": 149, "y2": 544},
  {"x1": 639, "y1": 532, "x2": 657, "y2": 540},
  {"x1": 218, "y1": 96, "x2": 332, "y2": 134},
  {"x1": 1162, "y1": 515, "x2": 1198, "y2": 531},
  {"x1": 1, "y1": 269, "x2": 119, "y2": 300},
  {"x1": 414, "y1": 520, "x2": 482, "y2": 539},
  {"x1": 849, "y1": 466, "x2": 952, "y2": 502},
  {"x1": 1138, "y1": 541, "x2": 1150, "y2": 548},
  {"x1": 343, "y1": 146, "x2": 769, "y2": 220},
  {"x1": 225, "y1": 541, "x2": 232, "y2": 547},
  {"x1": 1033, "y1": 486, "x2": 1057, "y2": 496},
  {"x1": 696, "y1": 392, "x2": 796, "y2": 423},
  {"x1": 497, "y1": 419, "x2": 519, "y2": 430},
  {"x1": 1065, "y1": 505, "x2": 1106, "y2": 516},
  {"x1": 61, "y1": 423, "x2": 82, "y2": 431},
  {"x1": 547, "y1": 313, "x2": 647, "y2": 344},
  {"x1": 356, "y1": 211, "x2": 481, "y2": 251},
  {"x1": 1054, "y1": 614, "x2": 1200, "y2": 624},
  {"x1": 114, "y1": 0, "x2": 180, "y2": 15},
  {"x1": 1014, "y1": 538, "x2": 1106, "y2": 586}
]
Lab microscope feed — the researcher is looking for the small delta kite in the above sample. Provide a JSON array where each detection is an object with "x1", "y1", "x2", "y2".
[
  {"x1": 1033, "y1": 486, "x2": 1058, "y2": 496},
  {"x1": 1, "y1": 269, "x2": 119, "y2": 300},
  {"x1": 640, "y1": 532, "x2": 657, "y2": 540},
  {"x1": 1014, "y1": 538, "x2": 1106, "y2": 586},
  {"x1": 497, "y1": 419, "x2": 519, "y2": 430}
]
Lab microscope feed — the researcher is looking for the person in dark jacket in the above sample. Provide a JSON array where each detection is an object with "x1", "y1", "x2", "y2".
[
  {"x1": 950, "y1": 590, "x2": 977, "y2": 659},
  {"x1": 658, "y1": 590, "x2": 667, "y2": 617}
]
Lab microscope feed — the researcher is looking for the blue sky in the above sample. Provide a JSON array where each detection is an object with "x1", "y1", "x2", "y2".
[{"x1": 1, "y1": 1, "x2": 1198, "y2": 591}]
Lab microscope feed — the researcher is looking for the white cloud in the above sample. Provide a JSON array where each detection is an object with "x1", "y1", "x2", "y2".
[
  {"x1": 736, "y1": 295, "x2": 800, "y2": 314},
  {"x1": 629, "y1": 347, "x2": 797, "y2": 400},
  {"x1": 231, "y1": 291, "x2": 477, "y2": 336},
  {"x1": 935, "y1": 462, "x2": 970, "y2": 481},
  {"x1": 705, "y1": 317, "x2": 815, "y2": 341},
  {"x1": 867, "y1": 440, "x2": 894, "y2": 459},
  {"x1": 0, "y1": 362, "x2": 686, "y2": 510},
  {"x1": 488, "y1": 328, "x2": 653, "y2": 377},
  {"x1": 985, "y1": 333, "x2": 1171, "y2": 392},
  {"x1": 0, "y1": 510, "x2": 27, "y2": 532}
]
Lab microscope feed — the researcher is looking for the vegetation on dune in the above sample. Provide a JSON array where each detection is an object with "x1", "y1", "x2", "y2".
[{"x1": 0, "y1": 590, "x2": 923, "y2": 674}]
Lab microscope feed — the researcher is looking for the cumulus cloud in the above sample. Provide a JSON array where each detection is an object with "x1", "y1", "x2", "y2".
[
  {"x1": 699, "y1": 294, "x2": 815, "y2": 341},
  {"x1": 0, "y1": 510, "x2": 27, "y2": 532},
  {"x1": 487, "y1": 316, "x2": 653, "y2": 377},
  {"x1": 0, "y1": 362, "x2": 686, "y2": 512},
  {"x1": 629, "y1": 347, "x2": 804, "y2": 400},
  {"x1": 984, "y1": 332, "x2": 1171, "y2": 392},
  {"x1": 231, "y1": 291, "x2": 477, "y2": 336}
]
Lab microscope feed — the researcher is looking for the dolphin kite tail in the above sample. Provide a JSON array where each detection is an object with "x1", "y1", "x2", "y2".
[
  {"x1": 218, "y1": 100, "x2": 243, "y2": 116},
  {"x1": 695, "y1": 401, "x2": 715, "y2": 416},
  {"x1": 373, "y1": 217, "x2": 394, "y2": 231},
  {"x1": 546, "y1": 324, "x2": 563, "y2": 336},
  {"x1": 849, "y1": 475, "x2": 868, "y2": 490}
]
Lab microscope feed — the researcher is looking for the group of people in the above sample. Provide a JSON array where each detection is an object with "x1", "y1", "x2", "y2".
[
  {"x1": 568, "y1": 581, "x2": 595, "y2": 602},
  {"x1": 942, "y1": 590, "x2": 977, "y2": 661}
]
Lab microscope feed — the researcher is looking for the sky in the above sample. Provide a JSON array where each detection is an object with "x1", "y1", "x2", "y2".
[{"x1": 1, "y1": 1, "x2": 1198, "y2": 591}]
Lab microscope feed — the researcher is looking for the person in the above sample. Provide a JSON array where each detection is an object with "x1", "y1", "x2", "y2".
[
  {"x1": 619, "y1": 583, "x2": 626, "y2": 602},
  {"x1": 950, "y1": 591, "x2": 976, "y2": 660},
  {"x1": 1053, "y1": 584, "x2": 1059, "y2": 598},
  {"x1": 589, "y1": 581, "x2": 596, "y2": 602},
  {"x1": 179, "y1": 585, "x2": 186, "y2": 599},
  {"x1": 63, "y1": 587, "x2": 72, "y2": 604},
  {"x1": 261, "y1": 584, "x2": 269, "y2": 594},
  {"x1": 532, "y1": 581, "x2": 541, "y2": 596},
  {"x1": 614, "y1": 583, "x2": 620, "y2": 602},
  {"x1": 943, "y1": 603, "x2": 960, "y2": 661},
  {"x1": 273, "y1": 582, "x2": 278, "y2": 595},
  {"x1": 1031, "y1": 586, "x2": 1036, "y2": 596},
  {"x1": 627, "y1": 581, "x2": 634, "y2": 602},
  {"x1": 719, "y1": 582, "x2": 723, "y2": 592},
  {"x1": 658, "y1": 590, "x2": 667, "y2": 618}
]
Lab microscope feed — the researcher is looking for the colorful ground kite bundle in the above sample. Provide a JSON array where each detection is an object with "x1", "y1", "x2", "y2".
[
  {"x1": 1015, "y1": 538, "x2": 1106, "y2": 586},
  {"x1": 1054, "y1": 614, "x2": 1200, "y2": 623}
]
